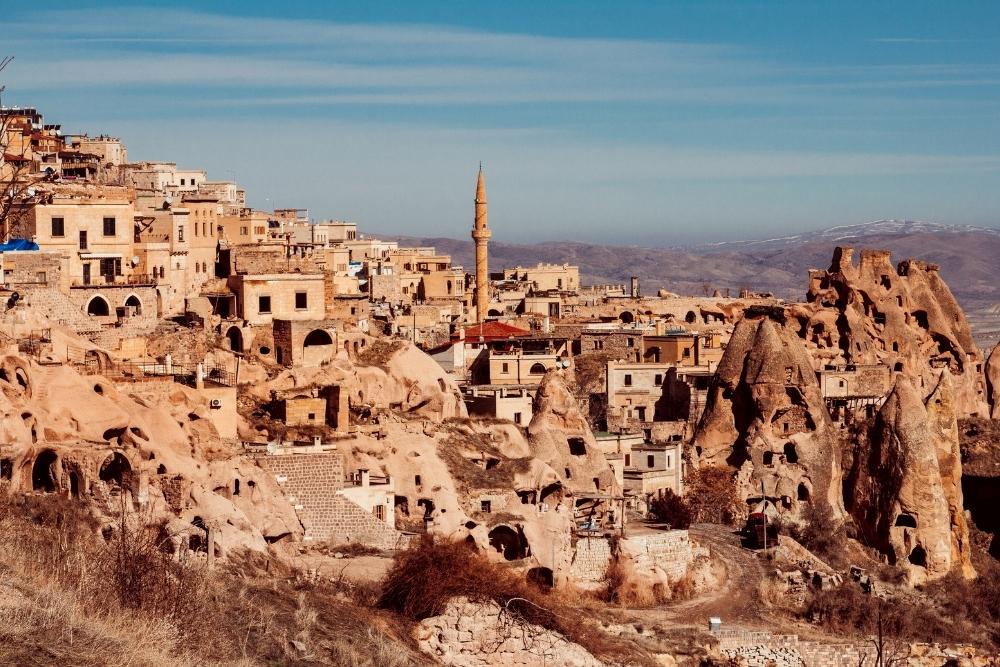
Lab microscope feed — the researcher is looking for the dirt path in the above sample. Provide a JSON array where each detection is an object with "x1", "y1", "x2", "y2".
[{"x1": 661, "y1": 523, "x2": 767, "y2": 625}]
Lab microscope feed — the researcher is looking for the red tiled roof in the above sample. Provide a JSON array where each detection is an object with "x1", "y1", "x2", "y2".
[{"x1": 454, "y1": 321, "x2": 530, "y2": 342}]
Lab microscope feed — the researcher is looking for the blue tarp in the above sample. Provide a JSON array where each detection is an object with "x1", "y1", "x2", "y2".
[{"x1": 0, "y1": 239, "x2": 39, "y2": 252}]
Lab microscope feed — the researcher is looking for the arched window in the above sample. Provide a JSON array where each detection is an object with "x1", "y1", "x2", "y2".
[
  {"x1": 303, "y1": 329, "x2": 333, "y2": 347},
  {"x1": 529, "y1": 362, "x2": 547, "y2": 375}
]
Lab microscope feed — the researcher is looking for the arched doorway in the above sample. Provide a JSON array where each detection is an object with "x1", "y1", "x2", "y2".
[
  {"x1": 529, "y1": 362, "x2": 547, "y2": 375},
  {"x1": 99, "y1": 452, "x2": 132, "y2": 488},
  {"x1": 32, "y1": 450, "x2": 60, "y2": 492},
  {"x1": 124, "y1": 294, "x2": 142, "y2": 316},
  {"x1": 226, "y1": 326, "x2": 243, "y2": 353},
  {"x1": 302, "y1": 329, "x2": 334, "y2": 366},
  {"x1": 86, "y1": 295, "x2": 110, "y2": 317}
]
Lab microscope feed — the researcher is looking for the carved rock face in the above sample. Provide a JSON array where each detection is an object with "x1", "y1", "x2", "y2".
[
  {"x1": 844, "y1": 376, "x2": 974, "y2": 583},
  {"x1": 796, "y1": 246, "x2": 987, "y2": 419},
  {"x1": 693, "y1": 316, "x2": 844, "y2": 522}
]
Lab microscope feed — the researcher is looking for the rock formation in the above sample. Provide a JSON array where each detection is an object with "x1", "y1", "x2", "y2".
[
  {"x1": 794, "y1": 247, "x2": 987, "y2": 417},
  {"x1": 984, "y1": 343, "x2": 1000, "y2": 418},
  {"x1": 528, "y1": 369, "x2": 620, "y2": 496},
  {"x1": 844, "y1": 376, "x2": 974, "y2": 583},
  {"x1": 692, "y1": 313, "x2": 844, "y2": 521},
  {"x1": 0, "y1": 354, "x2": 301, "y2": 554}
]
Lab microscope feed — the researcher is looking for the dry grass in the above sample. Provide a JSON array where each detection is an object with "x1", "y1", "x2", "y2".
[
  {"x1": 355, "y1": 339, "x2": 405, "y2": 368},
  {"x1": 0, "y1": 491, "x2": 423, "y2": 666},
  {"x1": 437, "y1": 428, "x2": 532, "y2": 491}
]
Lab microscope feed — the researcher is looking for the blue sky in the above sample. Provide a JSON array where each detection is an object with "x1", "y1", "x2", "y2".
[{"x1": 3, "y1": 1, "x2": 1000, "y2": 245}]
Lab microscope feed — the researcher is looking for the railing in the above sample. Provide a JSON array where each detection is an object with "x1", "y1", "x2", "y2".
[
  {"x1": 72, "y1": 357, "x2": 236, "y2": 387},
  {"x1": 16, "y1": 329, "x2": 52, "y2": 357},
  {"x1": 71, "y1": 274, "x2": 158, "y2": 288}
]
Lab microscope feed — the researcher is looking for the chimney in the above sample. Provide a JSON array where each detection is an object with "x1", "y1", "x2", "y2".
[
  {"x1": 195, "y1": 362, "x2": 205, "y2": 390},
  {"x1": 359, "y1": 469, "x2": 370, "y2": 487}
]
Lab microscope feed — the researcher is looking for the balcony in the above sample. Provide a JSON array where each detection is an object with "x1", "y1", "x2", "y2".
[{"x1": 71, "y1": 273, "x2": 158, "y2": 288}]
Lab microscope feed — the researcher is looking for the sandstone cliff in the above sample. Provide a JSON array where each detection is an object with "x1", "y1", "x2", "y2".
[
  {"x1": 0, "y1": 354, "x2": 301, "y2": 554},
  {"x1": 692, "y1": 314, "x2": 844, "y2": 521},
  {"x1": 795, "y1": 247, "x2": 987, "y2": 417},
  {"x1": 844, "y1": 376, "x2": 974, "y2": 583}
]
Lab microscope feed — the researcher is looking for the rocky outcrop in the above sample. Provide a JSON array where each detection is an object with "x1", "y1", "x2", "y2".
[
  {"x1": 985, "y1": 344, "x2": 1000, "y2": 418},
  {"x1": 692, "y1": 314, "x2": 844, "y2": 520},
  {"x1": 844, "y1": 376, "x2": 974, "y2": 583},
  {"x1": 528, "y1": 370, "x2": 619, "y2": 496},
  {"x1": 415, "y1": 597, "x2": 603, "y2": 667},
  {"x1": 795, "y1": 247, "x2": 987, "y2": 418},
  {"x1": 0, "y1": 355, "x2": 302, "y2": 555}
]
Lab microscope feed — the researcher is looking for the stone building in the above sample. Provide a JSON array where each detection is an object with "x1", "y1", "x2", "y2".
[
  {"x1": 271, "y1": 318, "x2": 339, "y2": 367},
  {"x1": 502, "y1": 263, "x2": 579, "y2": 293},
  {"x1": 229, "y1": 273, "x2": 326, "y2": 326}
]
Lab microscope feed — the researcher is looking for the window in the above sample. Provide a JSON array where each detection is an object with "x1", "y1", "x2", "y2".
[
  {"x1": 258, "y1": 295, "x2": 271, "y2": 314},
  {"x1": 480, "y1": 500, "x2": 492, "y2": 513},
  {"x1": 647, "y1": 455, "x2": 655, "y2": 469},
  {"x1": 241, "y1": 226, "x2": 249, "y2": 235},
  {"x1": 636, "y1": 407, "x2": 646, "y2": 421},
  {"x1": 79, "y1": 230, "x2": 88, "y2": 250},
  {"x1": 295, "y1": 291, "x2": 308, "y2": 310},
  {"x1": 415, "y1": 475, "x2": 422, "y2": 486},
  {"x1": 513, "y1": 412, "x2": 522, "y2": 425},
  {"x1": 501, "y1": 362, "x2": 509, "y2": 374},
  {"x1": 178, "y1": 225, "x2": 184, "y2": 242},
  {"x1": 624, "y1": 454, "x2": 631, "y2": 467},
  {"x1": 180, "y1": 178, "x2": 186, "y2": 186},
  {"x1": 683, "y1": 348, "x2": 691, "y2": 358},
  {"x1": 655, "y1": 374, "x2": 663, "y2": 385},
  {"x1": 307, "y1": 413, "x2": 316, "y2": 421},
  {"x1": 838, "y1": 379, "x2": 845, "y2": 388},
  {"x1": 568, "y1": 438, "x2": 587, "y2": 456},
  {"x1": 627, "y1": 338, "x2": 635, "y2": 347},
  {"x1": 51, "y1": 217, "x2": 65, "y2": 237},
  {"x1": 666, "y1": 455, "x2": 673, "y2": 468},
  {"x1": 624, "y1": 374, "x2": 632, "y2": 387},
  {"x1": 374, "y1": 504, "x2": 385, "y2": 521}
]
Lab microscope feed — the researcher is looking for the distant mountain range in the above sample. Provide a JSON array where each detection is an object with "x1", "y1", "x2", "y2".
[{"x1": 392, "y1": 219, "x2": 1000, "y2": 348}]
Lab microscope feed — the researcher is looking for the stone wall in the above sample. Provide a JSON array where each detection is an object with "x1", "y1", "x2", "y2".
[
  {"x1": 416, "y1": 598, "x2": 603, "y2": 667},
  {"x1": 254, "y1": 453, "x2": 345, "y2": 541},
  {"x1": 622, "y1": 530, "x2": 693, "y2": 581},
  {"x1": 569, "y1": 536, "x2": 614, "y2": 582},
  {"x1": 281, "y1": 397, "x2": 327, "y2": 426},
  {"x1": 370, "y1": 273, "x2": 402, "y2": 303},
  {"x1": 715, "y1": 627, "x2": 862, "y2": 667},
  {"x1": 272, "y1": 318, "x2": 338, "y2": 367},
  {"x1": 579, "y1": 332, "x2": 639, "y2": 361},
  {"x1": 2, "y1": 251, "x2": 64, "y2": 289},
  {"x1": 230, "y1": 246, "x2": 322, "y2": 275}
]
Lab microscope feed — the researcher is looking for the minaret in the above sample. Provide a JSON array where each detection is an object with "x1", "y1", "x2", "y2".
[{"x1": 472, "y1": 165, "x2": 491, "y2": 322}]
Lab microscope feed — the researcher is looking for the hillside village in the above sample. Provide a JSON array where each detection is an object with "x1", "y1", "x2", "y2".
[{"x1": 2, "y1": 106, "x2": 1000, "y2": 666}]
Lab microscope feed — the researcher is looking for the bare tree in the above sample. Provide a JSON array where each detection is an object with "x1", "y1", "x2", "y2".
[{"x1": 0, "y1": 56, "x2": 50, "y2": 243}]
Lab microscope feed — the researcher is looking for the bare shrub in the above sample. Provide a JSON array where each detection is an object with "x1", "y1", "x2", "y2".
[
  {"x1": 782, "y1": 501, "x2": 851, "y2": 569},
  {"x1": 379, "y1": 536, "x2": 657, "y2": 665},
  {"x1": 98, "y1": 502, "x2": 208, "y2": 626},
  {"x1": 648, "y1": 489, "x2": 692, "y2": 529},
  {"x1": 685, "y1": 466, "x2": 742, "y2": 525}
]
